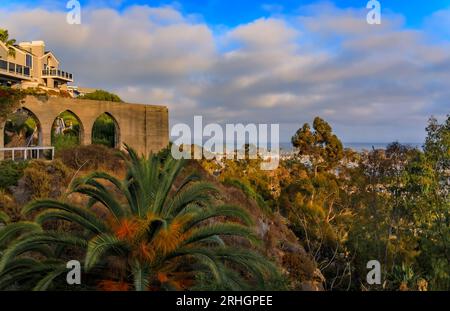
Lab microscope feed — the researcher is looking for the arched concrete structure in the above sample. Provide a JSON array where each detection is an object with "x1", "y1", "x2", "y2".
[
  {"x1": 91, "y1": 112, "x2": 121, "y2": 148},
  {"x1": 51, "y1": 109, "x2": 85, "y2": 145},
  {"x1": 0, "y1": 96, "x2": 169, "y2": 159},
  {"x1": 1, "y1": 107, "x2": 43, "y2": 147}
]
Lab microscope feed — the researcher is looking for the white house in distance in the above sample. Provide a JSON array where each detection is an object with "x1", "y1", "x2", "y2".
[{"x1": 0, "y1": 40, "x2": 73, "y2": 89}]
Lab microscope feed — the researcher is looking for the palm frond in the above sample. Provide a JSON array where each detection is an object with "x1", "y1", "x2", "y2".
[
  {"x1": 165, "y1": 182, "x2": 218, "y2": 217},
  {"x1": 0, "y1": 232, "x2": 86, "y2": 272},
  {"x1": 0, "y1": 222, "x2": 42, "y2": 248},
  {"x1": 23, "y1": 200, "x2": 108, "y2": 233},
  {"x1": 184, "y1": 204, "x2": 253, "y2": 229},
  {"x1": 0, "y1": 211, "x2": 10, "y2": 225},
  {"x1": 85, "y1": 234, "x2": 129, "y2": 271},
  {"x1": 182, "y1": 223, "x2": 258, "y2": 246}
]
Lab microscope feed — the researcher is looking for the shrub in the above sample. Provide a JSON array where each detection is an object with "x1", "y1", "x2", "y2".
[
  {"x1": 78, "y1": 89, "x2": 122, "y2": 102},
  {"x1": 92, "y1": 114, "x2": 116, "y2": 147},
  {"x1": 57, "y1": 144, "x2": 124, "y2": 172},
  {"x1": 52, "y1": 134, "x2": 79, "y2": 152},
  {"x1": 0, "y1": 189, "x2": 20, "y2": 223},
  {"x1": 0, "y1": 161, "x2": 28, "y2": 190},
  {"x1": 0, "y1": 87, "x2": 24, "y2": 120},
  {"x1": 222, "y1": 178, "x2": 271, "y2": 214},
  {"x1": 19, "y1": 160, "x2": 72, "y2": 201}
]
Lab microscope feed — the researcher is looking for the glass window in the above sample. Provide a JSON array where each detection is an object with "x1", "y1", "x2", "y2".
[
  {"x1": 0, "y1": 60, "x2": 7, "y2": 71},
  {"x1": 26, "y1": 54, "x2": 33, "y2": 68}
]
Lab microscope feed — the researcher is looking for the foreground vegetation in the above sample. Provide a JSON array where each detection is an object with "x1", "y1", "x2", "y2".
[
  {"x1": 201, "y1": 115, "x2": 449, "y2": 291},
  {"x1": 0, "y1": 146, "x2": 284, "y2": 290},
  {"x1": 0, "y1": 83, "x2": 448, "y2": 290}
]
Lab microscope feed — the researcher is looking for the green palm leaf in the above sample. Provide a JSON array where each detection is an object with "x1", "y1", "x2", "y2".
[
  {"x1": 0, "y1": 222, "x2": 42, "y2": 248},
  {"x1": 0, "y1": 211, "x2": 10, "y2": 225},
  {"x1": 85, "y1": 234, "x2": 129, "y2": 271}
]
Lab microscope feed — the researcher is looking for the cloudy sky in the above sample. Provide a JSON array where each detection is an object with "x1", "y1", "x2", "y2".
[{"x1": 1, "y1": 0, "x2": 450, "y2": 143}]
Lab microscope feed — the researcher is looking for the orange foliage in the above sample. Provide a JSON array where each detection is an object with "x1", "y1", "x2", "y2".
[
  {"x1": 157, "y1": 272, "x2": 168, "y2": 283},
  {"x1": 114, "y1": 218, "x2": 141, "y2": 241},
  {"x1": 137, "y1": 242, "x2": 156, "y2": 262},
  {"x1": 152, "y1": 219, "x2": 185, "y2": 255},
  {"x1": 97, "y1": 280, "x2": 130, "y2": 291}
]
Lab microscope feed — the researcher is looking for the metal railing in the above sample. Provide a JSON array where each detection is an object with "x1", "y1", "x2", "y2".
[
  {"x1": 0, "y1": 60, "x2": 31, "y2": 78},
  {"x1": 0, "y1": 147, "x2": 55, "y2": 161},
  {"x1": 41, "y1": 69, "x2": 73, "y2": 81}
]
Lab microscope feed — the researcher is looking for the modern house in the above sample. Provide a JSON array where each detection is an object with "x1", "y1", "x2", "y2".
[{"x1": 0, "y1": 40, "x2": 73, "y2": 89}]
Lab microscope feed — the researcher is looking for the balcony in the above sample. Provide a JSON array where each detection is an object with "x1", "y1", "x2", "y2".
[
  {"x1": 41, "y1": 68, "x2": 74, "y2": 82},
  {"x1": 0, "y1": 60, "x2": 32, "y2": 80}
]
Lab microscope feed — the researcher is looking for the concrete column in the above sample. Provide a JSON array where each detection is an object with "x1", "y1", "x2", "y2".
[
  {"x1": 41, "y1": 126, "x2": 52, "y2": 147},
  {"x1": 83, "y1": 129, "x2": 91, "y2": 145}
]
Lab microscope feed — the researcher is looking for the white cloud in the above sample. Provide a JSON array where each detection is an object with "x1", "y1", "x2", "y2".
[{"x1": 1, "y1": 3, "x2": 449, "y2": 143}]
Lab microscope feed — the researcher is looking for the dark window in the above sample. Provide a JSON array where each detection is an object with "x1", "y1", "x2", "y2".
[
  {"x1": 26, "y1": 54, "x2": 33, "y2": 68},
  {"x1": 0, "y1": 60, "x2": 7, "y2": 71}
]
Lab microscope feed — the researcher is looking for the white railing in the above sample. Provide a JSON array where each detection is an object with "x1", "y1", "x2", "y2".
[{"x1": 0, "y1": 147, "x2": 55, "y2": 161}]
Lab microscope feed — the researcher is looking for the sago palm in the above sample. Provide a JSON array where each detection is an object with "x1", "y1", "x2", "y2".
[{"x1": 0, "y1": 146, "x2": 279, "y2": 290}]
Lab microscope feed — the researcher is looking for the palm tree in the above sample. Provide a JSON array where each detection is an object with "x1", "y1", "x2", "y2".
[
  {"x1": 0, "y1": 146, "x2": 279, "y2": 290},
  {"x1": 0, "y1": 29, "x2": 16, "y2": 58}
]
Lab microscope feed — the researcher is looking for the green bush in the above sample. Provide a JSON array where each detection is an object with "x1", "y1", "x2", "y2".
[
  {"x1": 78, "y1": 89, "x2": 122, "y2": 102},
  {"x1": 222, "y1": 178, "x2": 271, "y2": 214},
  {"x1": 0, "y1": 161, "x2": 28, "y2": 189},
  {"x1": 0, "y1": 87, "x2": 24, "y2": 120},
  {"x1": 21, "y1": 160, "x2": 72, "y2": 200},
  {"x1": 52, "y1": 134, "x2": 79, "y2": 152},
  {"x1": 92, "y1": 113, "x2": 116, "y2": 147}
]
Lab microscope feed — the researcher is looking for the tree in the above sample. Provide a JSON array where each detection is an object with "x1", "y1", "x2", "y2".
[
  {"x1": 409, "y1": 115, "x2": 450, "y2": 290},
  {"x1": 0, "y1": 29, "x2": 16, "y2": 58},
  {"x1": 0, "y1": 146, "x2": 279, "y2": 290},
  {"x1": 291, "y1": 117, "x2": 344, "y2": 176},
  {"x1": 78, "y1": 90, "x2": 123, "y2": 102},
  {"x1": 281, "y1": 118, "x2": 351, "y2": 290}
]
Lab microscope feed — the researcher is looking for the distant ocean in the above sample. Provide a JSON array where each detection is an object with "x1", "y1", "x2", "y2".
[{"x1": 279, "y1": 142, "x2": 422, "y2": 152}]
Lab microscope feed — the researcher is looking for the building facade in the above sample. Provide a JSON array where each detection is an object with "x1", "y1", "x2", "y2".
[{"x1": 0, "y1": 40, "x2": 73, "y2": 89}]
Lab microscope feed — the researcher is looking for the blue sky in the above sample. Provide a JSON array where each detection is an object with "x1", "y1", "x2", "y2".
[
  {"x1": 1, "y1": 1, "x2": 450, "y2": 143},
  {"x1": 4, "y1": 0, "x2": 450, "y2": 28}
]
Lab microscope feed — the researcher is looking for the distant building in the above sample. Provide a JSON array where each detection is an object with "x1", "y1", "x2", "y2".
[{"x1": 0, "y1": 40, "x2": 73, "y2": 89}]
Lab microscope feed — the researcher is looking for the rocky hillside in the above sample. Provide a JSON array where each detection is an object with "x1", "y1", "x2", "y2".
[{"x1": 183, "y1": 161, "x2": 325, "y2": 290}]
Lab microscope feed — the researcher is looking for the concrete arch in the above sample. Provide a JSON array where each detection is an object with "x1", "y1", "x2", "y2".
[
  {"x1": 10, "y1": 96, "x2": 169, "y2": 156},
  {"x1": 1, "y1": 107, "x2": 43, "y2": 147},
  {"x1": 0, "y1": 107, "x2": 44, "y2": 160},
  {"x1": 91, "y1": 112, "x2": 121, "y2": 148},
  {"x1": 51, "y1": 109, "x2": 85, "y2": 145}
]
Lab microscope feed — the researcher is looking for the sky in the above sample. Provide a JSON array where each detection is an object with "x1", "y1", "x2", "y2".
[{"x1": 1, "y1": 0, "x2": 450, "y2": 143}]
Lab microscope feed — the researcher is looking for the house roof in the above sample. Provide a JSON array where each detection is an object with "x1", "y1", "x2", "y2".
[
  {"x1": 13, "y1": 45, "x2": 35, "y2": 56},
  {"x1": 42, "y1": 51, "x2": 60, "y2": 64}
]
